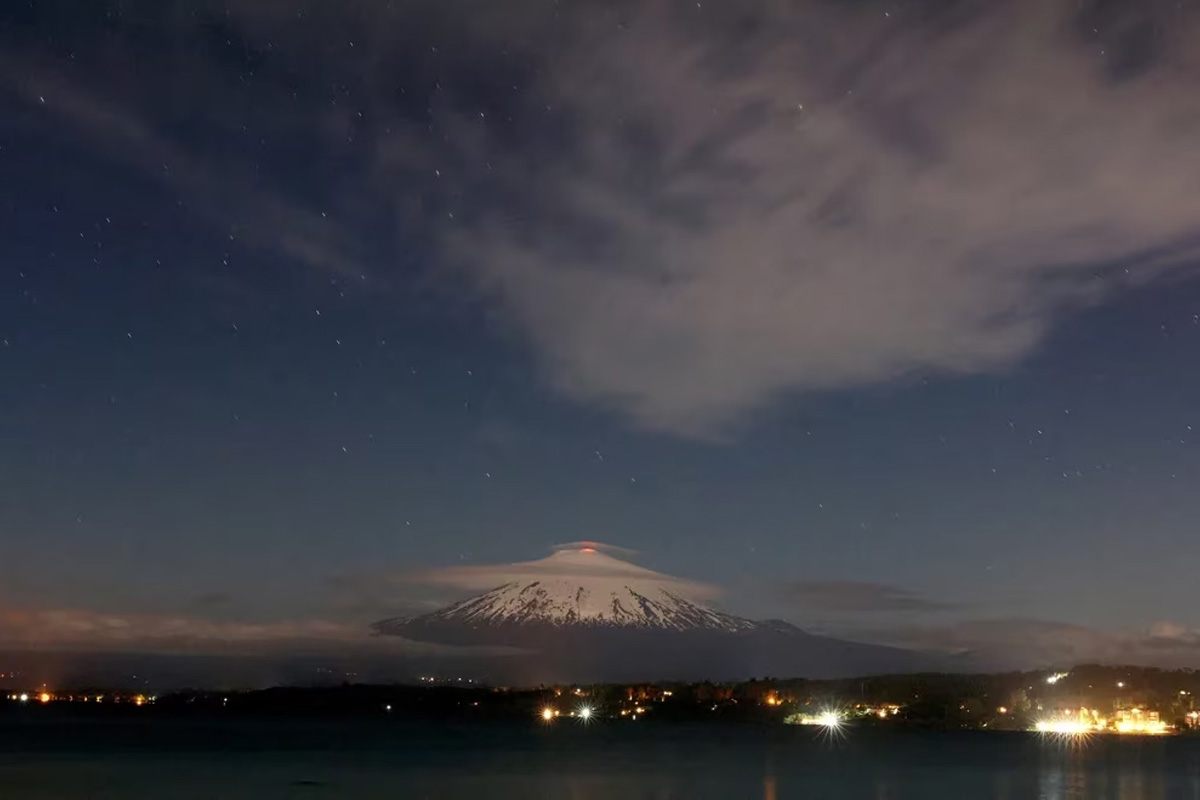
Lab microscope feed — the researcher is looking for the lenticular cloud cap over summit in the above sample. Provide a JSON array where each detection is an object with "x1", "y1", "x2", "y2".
[
  {"x1": 406, "y1": 542, "x2": 721, "y2": 601},
  {"x1": 379, "y1": 543, "x2": 751, "y2": 634}
]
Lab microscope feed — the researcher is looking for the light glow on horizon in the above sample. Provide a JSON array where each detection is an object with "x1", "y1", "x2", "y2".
[
  {"x1": 792, "y1": 709, "x2": 844, "y2": 731},
  {"x1": 1114, "y1": 719, "x2": 1168, "y2": 734},
  {"x1": 816, "y1": 711, "x2": 842, "y2": 728},
  {"x1": 1035, "y1": 720, "x2": 1091, "y2": 736},
  {"x1": 1033, "y1": 707, "x2": 1171, "y2": 737}
]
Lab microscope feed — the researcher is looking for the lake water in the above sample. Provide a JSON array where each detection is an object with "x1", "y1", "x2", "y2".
[{"x1": 3, "y1": 716, "x2": 1200, "y2": 799}]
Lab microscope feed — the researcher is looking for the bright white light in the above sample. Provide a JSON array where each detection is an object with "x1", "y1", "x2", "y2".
[
  {"x1": 578, "y1": 706, "x2": 593, "y2": 721},
  {"x1": 1045, "y1": 672, "x2": 1069, "y2": 685},
  {"x1": 18, "y1": 693, "x2": 28, "y2": 703},
  {"x1": 1034, "y1": 720, "x2": 1092, "y2": 737},
  {"x1": 793, "y1": 710, "x2": 843, "y2": 729},
  {"x1": 541, "y1": 707, "x2": 555, "y2": 721},
  {"x1": 817, "y1": 711, "x2": 842, "y2": 728},
  {"x1": 1036, "y1": 720, "x2": 1081, "y2": 734}
]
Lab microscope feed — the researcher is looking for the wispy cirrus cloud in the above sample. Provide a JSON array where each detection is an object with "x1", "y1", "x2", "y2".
[
  {"x1": 5, "y1": 0, "x2": 1200, "y2": 437},
  {"x1": 0, "y1": 49, "x2": 363, "y2": 280},
  {"x1": 440, "y1": 0, "x2": 1200, "y2": 436},
  {"x1": 401, "y1": 543, "x2": 722, "y2": 600}
]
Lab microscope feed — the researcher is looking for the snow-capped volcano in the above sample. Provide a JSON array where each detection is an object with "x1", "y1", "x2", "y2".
[
  {"x1": 379, "y1": 547, "x2": 755, "y2": 634},
  {"x1": 374, "y1": 544, "x2": 952, "y2": 682}
]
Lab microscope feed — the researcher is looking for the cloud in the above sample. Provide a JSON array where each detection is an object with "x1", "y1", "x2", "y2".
[
  {"x1": 0, "y1": 49, "x2": 364, "y2": 281},
  {"x1": 848, "y1": 617, "x2": 1200, "y2": 670},
  {"x1": 0, "y1": 605, "x2": 374, "y2": 655},
  {"x1": 6, "y1": 0, "x2": 1200, "y2": 436},
  {"x1": 402, "y1": 543, "x2": 722, "y2": 601},
  {"x1": 785, "y1": 581, "x2": 959, "y2": 613},
  {"x1": 324, "y1": 571, "x2": 451, "y2": 621},
  {"x1": 1147, "y1": 620, "x2": 1200, "y2": 643},
  {"x1": 323, "y1": 543, "x2": 720, "y2": 624},
  {"x1": 0, "y1": 602, "x2": 531, "y2": 670},
  {"x1": 439, "y1": 0, "x2": 1200, "y2": 435},
  {"x1": 550, "y1": 541, "x2": 639, "y2": 560}
]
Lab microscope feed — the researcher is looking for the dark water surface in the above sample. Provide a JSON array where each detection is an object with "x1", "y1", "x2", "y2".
[{"x1": 3, "y1": 716, "x2": 1200, "y2": 799}]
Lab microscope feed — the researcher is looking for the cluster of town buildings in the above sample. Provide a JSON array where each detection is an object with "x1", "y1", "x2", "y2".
[
  {"x1": 535, "y1": 669, "x2": 1200, "y2": 735},
  {"x1": 8, "y1": 666, "x2": 1200, "y2": 736},
  {"x1": 5, "y1": 690, "x2": 154, "y2": 706}
]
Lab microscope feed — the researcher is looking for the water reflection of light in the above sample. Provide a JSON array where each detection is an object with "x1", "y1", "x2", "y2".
[
  {"x1": 992, "y1": 772, "x2": 1012, "y2": 800},
  {"x1": 763, "y1": 775, "x2": 776, "y2": 800},
  {"x1": 1119, "y1": 771, "x2": 1147, "y2": 800},
  {"x1": 1038, "y1": 759, "x2": 1089, "y2": 800}
]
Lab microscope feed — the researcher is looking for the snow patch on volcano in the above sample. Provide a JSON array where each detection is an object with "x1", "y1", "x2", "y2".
[{"x1": 377, "y1": 546, "x2": 756, "y2": 633}]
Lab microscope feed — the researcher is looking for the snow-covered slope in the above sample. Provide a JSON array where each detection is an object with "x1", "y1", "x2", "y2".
[
  {"x1": 376, "y1": 547, "x2": 757, "y2": 634},
  {"x1": 415, "y1": 576, "x2": 756, "y2": 632}
]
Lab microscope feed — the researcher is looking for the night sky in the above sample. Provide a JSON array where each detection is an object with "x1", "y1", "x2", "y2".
[{"x1": 3, "y1": 0, "x2": 1200, "y2": 669}]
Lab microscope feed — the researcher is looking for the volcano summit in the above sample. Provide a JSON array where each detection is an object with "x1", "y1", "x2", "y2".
[{"x1": 374, "y1": 545, "x2": 948, "y2": 683}]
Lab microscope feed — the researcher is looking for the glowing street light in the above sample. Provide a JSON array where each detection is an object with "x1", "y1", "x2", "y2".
[
  {"x1": 816, "y1": 711, "x2": 842, "y2": 729},
  {"x1": 1035, "y1": 720, "x2": 1091, "y2": 735},
  {"x1": 541, "y1": 707, "x2": 555, "y2": 722},
  {"x1": 578, "y1": 706, "x2": 593, "y2": 721}
]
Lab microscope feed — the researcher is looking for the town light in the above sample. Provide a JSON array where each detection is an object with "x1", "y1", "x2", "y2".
[
  {"x1": 787, "y1": 708, "x2": 847, "y2": 739},
  {"x1": 816, "y1": 711, "x2": 842, "y2": 729},
  {"x1": 578, "y1": 706, "x2": 593, "y2": 721},
  {"x1": 1114, "y1": 718, "x2": 1169, "y2": 735},
  {"x1": 1035, "y1": 720, "x2": 1091, "y2": 736},
  {"x1": 541, "y1": 707, "x2": 555, "y2": 721}
]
